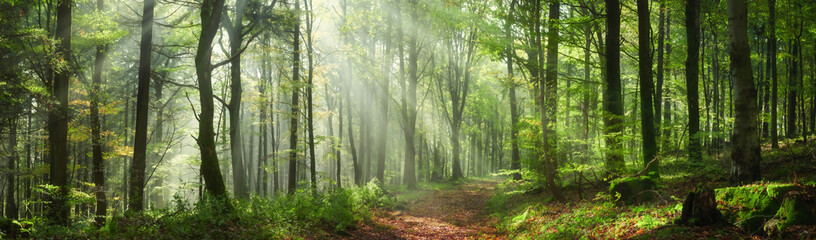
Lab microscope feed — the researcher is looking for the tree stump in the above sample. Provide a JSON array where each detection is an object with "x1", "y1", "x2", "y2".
[{"x1": 677, "y1": 188, "x2": 725, "y2": 226}]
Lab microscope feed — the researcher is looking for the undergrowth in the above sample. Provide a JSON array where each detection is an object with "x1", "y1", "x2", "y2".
[
  {"x1": 487, "y1": 181, "x2": 682, "y2": 240},
  {"x1": 17, "y1": 180, "x2": 393, "y2": 239}
]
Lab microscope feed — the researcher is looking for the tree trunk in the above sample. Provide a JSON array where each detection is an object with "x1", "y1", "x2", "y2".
[
  {"x1": 728, "y1": 0, "x2": 761, "y2": 182},
  {"x1": 604, "y1": 0, "x2": 625, "y2": 176},
  {"x1": 638, "y1": 0, "x2": 657, "y2": 176},
  {"x1": 686, "y1": 0, "x2": 702, "y2": 163},
  {"x1": 542, "y1": 0, "x2": 564, "y2": 201},
  {"x1": 787, "y1": 38, "x2": 799, "y2": 139},
  {"x1": 226, "y1": 0, "x2": 249, "y2": 199},
  {"x1": 195, "y1": 0, "x2": 229, "y2": 199},
  {"x1": 663, "y1": 9, "x2": 673, "y2": 151},
  {"x1": 90, "y1": 0, "x2": 107, "y2": 226},
  {"x1": 6, "y1": 118, "x2": 18, "y2": 219},
  {"x1": 304, "y1": 0, "x2": 317, "y2": 191},
  {"x1": 402, "y1": 0, "x2": 419, "y2": 189},
  {"x1": 769, "y1": 0, "x2": 779, "y2": 149},
  {"x1": 288, "y1": 0, "x2": 301, "y2": 194},
  {"x1": 655, "y1": 1, "x2": 665, "y2": 153},
  {"x1": 130, "y1": 0, "x2": 155, "y2": 211}
]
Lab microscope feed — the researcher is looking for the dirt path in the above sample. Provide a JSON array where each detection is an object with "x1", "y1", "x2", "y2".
[{"x1": 342, "y1": 179, "x2": 504, "y2": 240}]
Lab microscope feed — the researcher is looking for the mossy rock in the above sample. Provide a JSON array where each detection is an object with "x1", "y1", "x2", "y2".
[
  {"x1": 774, "y1": 189, "x2": 816, "y2": 230},
  {"x1": 714, "y1": 183, "x2": 800, "y2": 234},
  {"x1": 609, "y1": 176, "x2": 657, "y2": 204}
]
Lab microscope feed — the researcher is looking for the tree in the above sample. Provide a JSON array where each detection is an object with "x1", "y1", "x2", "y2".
[
  {"x1": 48, "y1": 0, "x2": 72, "y2": 225},
  {"x1": 637, "y1": 0, "x2": 657, "y2": 176},
  {"x1": 287, "y1": 0, "x2": 301, "y2": 194},
  {"x1": 130, "y1": 0, "x2": 155, "y2": 212},
  {"x1": 224, "y1": 0, "x2": 250, "y2": 199},
  {"x1": 505, "y1": 0, "x2": 521, "y2": 181},
  {"x1": 686, "y1": 0, "x2": 702, "y2": 163},
  {"x1": 304, "y1": 0, "x2": 317, "y2": 191},
  {"x1": 195, "y1": 0, "x2": 229, "y2": 198},
  {"x1": 603, "y1": 0, "x2": 625, "y2": 176},
  {"x1": 400, "y1": 0, "x2": 420, "y2": 189},
  {"x1": 727, "y1": 0, "x2": 761, "y2": 182},
  {"x1": 91, "y1": 0, "x2": 108, "y2": 225},
  {"x1": 769, "y1": 0, "x2": 779, "y2": 149},
  {"x1": 655, "y1": 0, "x2": 666, "y2": 153},
  {"x1": 541, "y1": 0, "x2": 564, "y2": 201},
  {"x1": 434, "y1": 1, "x2": 478, "y2": 180}
]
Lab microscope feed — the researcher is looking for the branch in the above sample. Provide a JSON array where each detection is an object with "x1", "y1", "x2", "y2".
[{"x1": 211, "y1": 31, "x2": 263, "y2": 70}]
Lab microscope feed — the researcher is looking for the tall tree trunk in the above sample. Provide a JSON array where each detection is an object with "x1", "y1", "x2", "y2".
[
  {"x1": 346, "y1": 79, "x2": 360, "y2": 186},
  {"x1": 604, "y1": 0, "x2": 625, "y2": 176},
  {"x1": 130, "y1": 0, "x2": 154, "y2": 212},
  {"x1": 638, "y1": 0, "x2": 657, "y2": 176},
  {"x1": 288, "y1": 0, "x2": 301, "y2": 194},
  {"x1": 7, "y1": 119, "x2": 18, "y2": 219},
  {"x1": 304, "y1": 0, "x2": 317, "y2": 191},
  {"x1": 787, "y1": 37, "x2": 799, "y2": 139},
  {"x1": 336, "y1": 85, "x2": 343, "y2": 188},
  {"x1": 686, "y1": 0, "x2": 702, "y2": 163},
  {"x1": 655, "y1": 0, "x2": 665, "y2": 153},
  {"x1": 226, "y1": 0, "x2": 249, "y2": 199},
  {"x1": 662, "y1": 9, "x2": 673, "y2": 151},
  {"x1": 195, "y1": 0, "x2": 229, "y2": 198},
  {"x1": 727, "y1": 0, "x2": 761, "y2": 182},
  {"x1": 542, "y1": 0, "x2": 564, "y2": 201},
  {"x1": 769, "y1": 0, "x2": 779, "y2": 148},
  {"x1": 402, "y1": 0, "x2": 419, "y2": 189},
  {"x1": 507, "y1": 0, "x2": 521, "y2": 179},
  {"x1": 47, "y1": 0, "x2": 72, "y2": 226},
  {"x1": 90, "y1": 0, "x2": 107, "y2": 226}
]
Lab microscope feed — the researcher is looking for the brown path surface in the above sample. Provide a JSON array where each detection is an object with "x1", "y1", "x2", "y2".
[{"x1": 341, "y1": 179, "x2": 505, "y2": 240}]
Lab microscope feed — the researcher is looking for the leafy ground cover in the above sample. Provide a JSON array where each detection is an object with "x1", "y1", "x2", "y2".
[
  {"x1": 486, "y1": 138, "x2": 816, "y2": 240},
  {"x1": 11, "y1": 181, "x2": 393, "y2": 239}
]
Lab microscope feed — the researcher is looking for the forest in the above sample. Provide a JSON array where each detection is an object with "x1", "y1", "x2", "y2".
[{"x1": 1, "y1": 0, "x2": 816, "y2": 238}]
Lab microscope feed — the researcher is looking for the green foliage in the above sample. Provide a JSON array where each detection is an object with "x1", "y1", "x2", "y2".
[
  {"x1": 714, "y1": 183, "x2": 802, "y2": 234},
  {"x1": 26, "y1": 181, "x2": 393, "y2": 239}
]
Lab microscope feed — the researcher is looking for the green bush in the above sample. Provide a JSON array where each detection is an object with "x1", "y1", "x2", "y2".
[{"x1": 26, "y1": 181, "x2": 394, "y2": 239}]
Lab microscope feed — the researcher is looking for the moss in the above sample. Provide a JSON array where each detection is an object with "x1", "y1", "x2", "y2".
[
  {"x1": 609, "y1": 176, "x2": 657, "y2": 204},
  {"x1": 775, "y1": 190, "x2": 816, "y2": 230},
  {"x1": 714, "y1": 184, "x2": 800, "y2": 234}
]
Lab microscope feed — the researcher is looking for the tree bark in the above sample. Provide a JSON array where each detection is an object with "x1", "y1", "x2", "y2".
[
  {"x1": 226, "y1": 0, "x2": 249, "y2": 199},
  {"x1": 727, "y1": 0, "x2": 761, "y2": 182},
  {"x1": 130, "y1": 0, "x2": 154, "y2": 211},
  {"x1": 638, "y1": 0, "x2": 657, "y2": 176},
  {"x1": 506, "y1": 0, "x2": 520, "y2": 181},
  {"x1": 769, "y1": 0, "x2": 779, "y2": 149},
  {"x1": 604, "y1": 0, "x2": 625, "y2": 176},
  {"x1": 195, "y1": 0, "x2": 229, "y2": 198},
  {"x1": 288, "y1": 0, "x2": 301, "y2": 194},
  {"x1": 655, "y1": 1, "x2": 665, "y2": 153},
  {"x1": 542, "y1": 0, "x2": 564, "y2": 201},
  {"x1": 686, "y1": 0, "x2": 702, "y2": 163},
  {"x1": 90, "y1": 0, "x2": 107, "y2": 226},
  {"x1": 304, "y1": 0, "x2": 317, "y2": 191}
]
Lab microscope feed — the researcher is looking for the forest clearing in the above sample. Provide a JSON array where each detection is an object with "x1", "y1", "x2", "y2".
[{"x1": 2, "y1": 0, "x2": 816, "y2": 238}]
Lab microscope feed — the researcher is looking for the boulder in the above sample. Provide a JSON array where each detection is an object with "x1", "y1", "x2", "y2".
[
  {"x1": 609, "y1": 175, "x2": 657, "y2": 204},
  {"x1": 714, "y1": 183, "x2": 816, "y2": 234}
]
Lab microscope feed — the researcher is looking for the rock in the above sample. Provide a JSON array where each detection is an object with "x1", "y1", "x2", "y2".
[
  {"x1": 676, "y1": 187, "x2": 725, "y2": 226},
  {"x1": 774, "y1": 189, "x2": 816, "y2": 230},
  {"x1": 609, "y1": 175, "x2": 657, "y2": 204},
  {"x1": 714, "y1": 183, "x2": 810, "y2": 234}
]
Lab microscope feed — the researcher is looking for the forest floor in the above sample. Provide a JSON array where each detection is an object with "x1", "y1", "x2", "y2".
[{"x1": 335, "y1": 179, "x2": 504, "y2": 240}]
